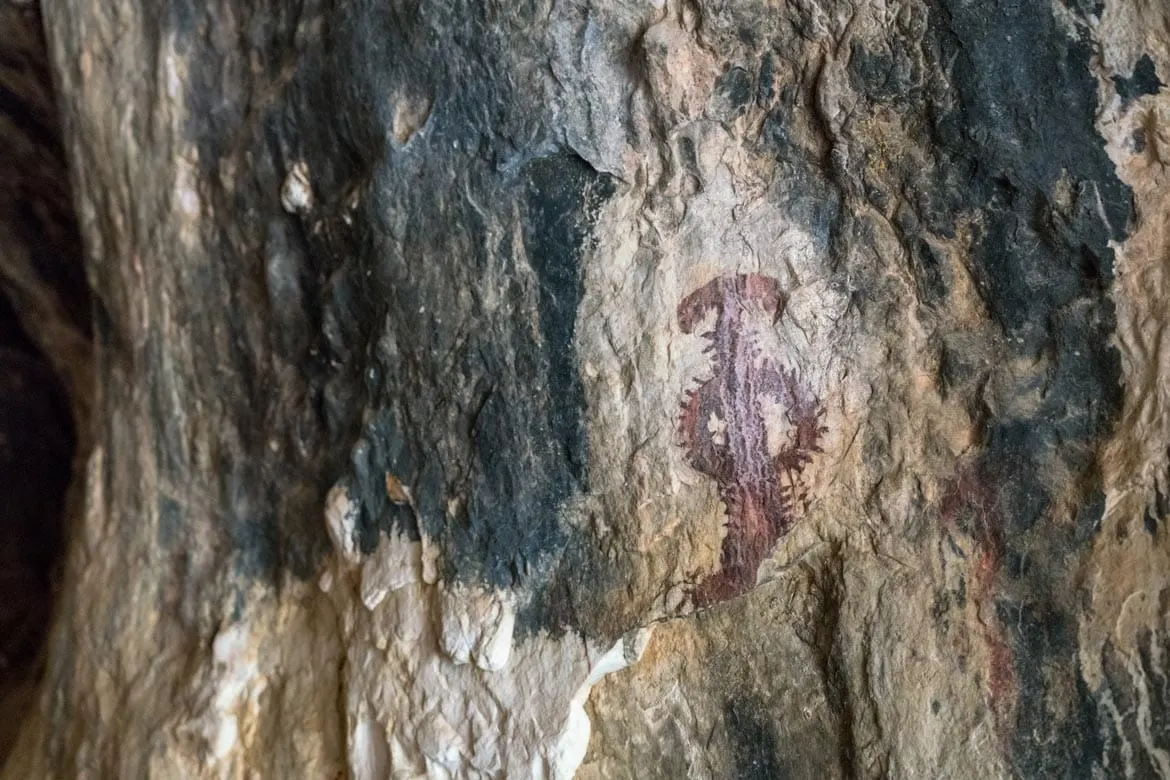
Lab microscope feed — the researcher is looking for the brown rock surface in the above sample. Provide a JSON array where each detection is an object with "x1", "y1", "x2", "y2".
[{"x1": 1, "y1": 0, "x2": 1168, "y2": 777}]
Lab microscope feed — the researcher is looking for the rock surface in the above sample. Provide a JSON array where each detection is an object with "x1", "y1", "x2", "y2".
[
  {"x1": 0, "y1": 1, "x2": 86, "y2": 766},
  {"x1": 3, "y1": 0, "x2": 1169, "y2": 777}
]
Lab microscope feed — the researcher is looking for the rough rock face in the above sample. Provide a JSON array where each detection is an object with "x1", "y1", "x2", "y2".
[
  {"x1": 0, "y1": 1, "x2": 86, "y2": 765},
  {"x1": 4, "y1": 0, "x2": 1169, "y2": 777}
]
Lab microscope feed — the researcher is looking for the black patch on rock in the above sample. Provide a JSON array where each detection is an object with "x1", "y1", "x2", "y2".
[
  {"x1": 999, "y1": 600, "x2": 1103, "y2": 779},
  {"x1": 724, "y1": 696, "x2": 788, "y2": 780},
  {"x1": 858, "y1": 1, "x2": 1137, "y2": 773},
  {"x1": 349, "y1": 409, "x2": 421, "y2": 554},
  {"x1": 757, "y1": 54, "x2": 776, "y2": 107},
  {"x1": 165, "y1": 1, "x2": 617, "y2": 607},
  {"x1": 848, "y1": 40, "x2": 918, "y2": 103},
  {"x1": 307, "y1": 8, "x2": 617, "y2": 606},
  {"x1": 759, "y1": 81, "x2": 844, "y2": 254},
  {"x1": 0, "y1": 341, "x2": 72, "y2": 671},
  {"x1": 712, "y1": 66, "x2": 754, "y2": 120},
  {"x1": 1114, "y1": 54, "x2": 1163, "y2": 106},
  {"x1": 442, "y1": 152, "x2": 612, "y2": 595},
  {"x1": 1097, "y1": 632, "x2": 1170, "y2": 777},
  {"x1": 521, "y1": 152, "x2": 614, "y2": 486}
]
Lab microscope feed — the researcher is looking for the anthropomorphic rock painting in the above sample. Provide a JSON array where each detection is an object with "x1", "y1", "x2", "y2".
[{"x1": 678, "y1": 273, "x2": 825, "y2": 606}]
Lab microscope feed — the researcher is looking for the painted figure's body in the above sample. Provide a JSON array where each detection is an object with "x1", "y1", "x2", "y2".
[{"x1": 678, "y1": 274, "x2": 824, "y2": 605}]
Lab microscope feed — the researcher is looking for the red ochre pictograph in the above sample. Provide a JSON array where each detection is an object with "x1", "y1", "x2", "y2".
[{"x1": 678, "y1": 273, "x2": 826, "y2": 606}]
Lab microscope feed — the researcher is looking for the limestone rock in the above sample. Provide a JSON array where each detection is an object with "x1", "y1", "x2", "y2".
[{"x1": 2, "y1": 0, "x2": 1169, "y2": 777}]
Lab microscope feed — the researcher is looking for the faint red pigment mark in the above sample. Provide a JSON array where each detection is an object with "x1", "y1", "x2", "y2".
[
  {"x1": 677, "y1": 273, "x2": 826, "y2": 606},
  {"x1": 940, "y1": 464, "x2": 1018, "y2": 747}
]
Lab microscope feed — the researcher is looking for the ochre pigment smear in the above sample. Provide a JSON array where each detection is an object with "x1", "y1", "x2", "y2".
[
  {"x1": 940, "y1": 464, "x2": 1018, "y2": 749},
  {"x1": 678, "y1": 273, "x2": 825, "y2": 606}
]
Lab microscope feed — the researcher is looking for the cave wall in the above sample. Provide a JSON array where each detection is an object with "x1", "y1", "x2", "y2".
[
  {"x1": 3, "y1": 0, "x2": 1169, "y2": 777},
  {"x1": 0, "y1": 1, "x2": 86, "y2": 764}
]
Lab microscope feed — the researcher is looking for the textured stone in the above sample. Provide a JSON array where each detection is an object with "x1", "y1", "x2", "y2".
[{"x1": 3, "y1": 0, "x2": 1170, "y2": 777}]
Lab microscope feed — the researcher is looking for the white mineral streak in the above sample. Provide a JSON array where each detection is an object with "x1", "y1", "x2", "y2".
[
  {"x1": 350, "y1": 716, "x2": 391, "y2": 780},
  {"x1": 439, "y1": 584, "x2": 516, "y2": 671},
  {"x1": 322, "y1": 529, "x2": 643, "y2": 780},
  {"x1": 1081, "y1": 6, "x2": 1170, "y2": 776},
  {"x1": 280, "y1": 161, "x2": 313, "y2": 213},
  {"x1": 361, "y1": 528, "x2": 422, "y2": 610},
  {"x1": 324, "y1": 484, "x2": 361, "y2": 566},
  {"x1": 173, "y1": 155, "x2": 201, "y2": 221},
  {"x1": 81, "y1": 445, "x2": 105, "y2": 551},
  {"x1": 204, "y1": 623, "x2": 266, "y2": 762},
  {"x1": 419, "y1": 530, "x2": 441, "y2": 584},
  {"x1": 552, "y1": 628, "x2": 653, "y2": 779}
]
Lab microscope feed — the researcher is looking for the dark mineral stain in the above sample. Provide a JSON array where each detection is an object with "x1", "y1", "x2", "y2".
[
  {"x1": 1096, "y1": 632, "x2": 1170, "y2": 777},
  {"x1": 724, "y1": 696, "x2": 788, "y2": 780},
  {"x1": 157, "y1": 495, "x2": 183, "y2": 548},
  {"x1": 521, "y1": 152, "x2": 615, "y2": 486},
  {"x1": 160, "y1": 0, "x2": 621, "y2": 613},
  {"x1": 349, "y1": 410, "x2": 422, "y2": 554},
  {"x1": 891, "y1": 0, "x2": 1133, "y2": 773},
  {"x1": 463, "y1": 385, "x2": 571, "y2": 588},
  {"x1": 1143, "y1": 508, "x2": 1157, "y2": 537},
  {"x1": 1132, "y1": 127, "x2": 1147, "y2": 154},
  {"x1": 1114, "y1": 54, "x2": 1163, "y2": 107},
  {"x1": 713, "y1": 66, "x2": 754, "y2": 118},
  {"x1": 512, "y1": 537, "x2": 618, "y2": 639},
  {"x1": 758, "y1": 85, "x2": 844, "y2": 254},
  {"x1": 999, "y1": 601, "x2": 1102, "y2": 779},
  {"x1": 757, "y1": 54, "x2": 776, "y2": 107},
  {"x1": 451, "y1": 151, "x2": 613, "y2": 594},
  {"x1": 848, "y1": 40, "x2": 918, "y2": 103}
]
